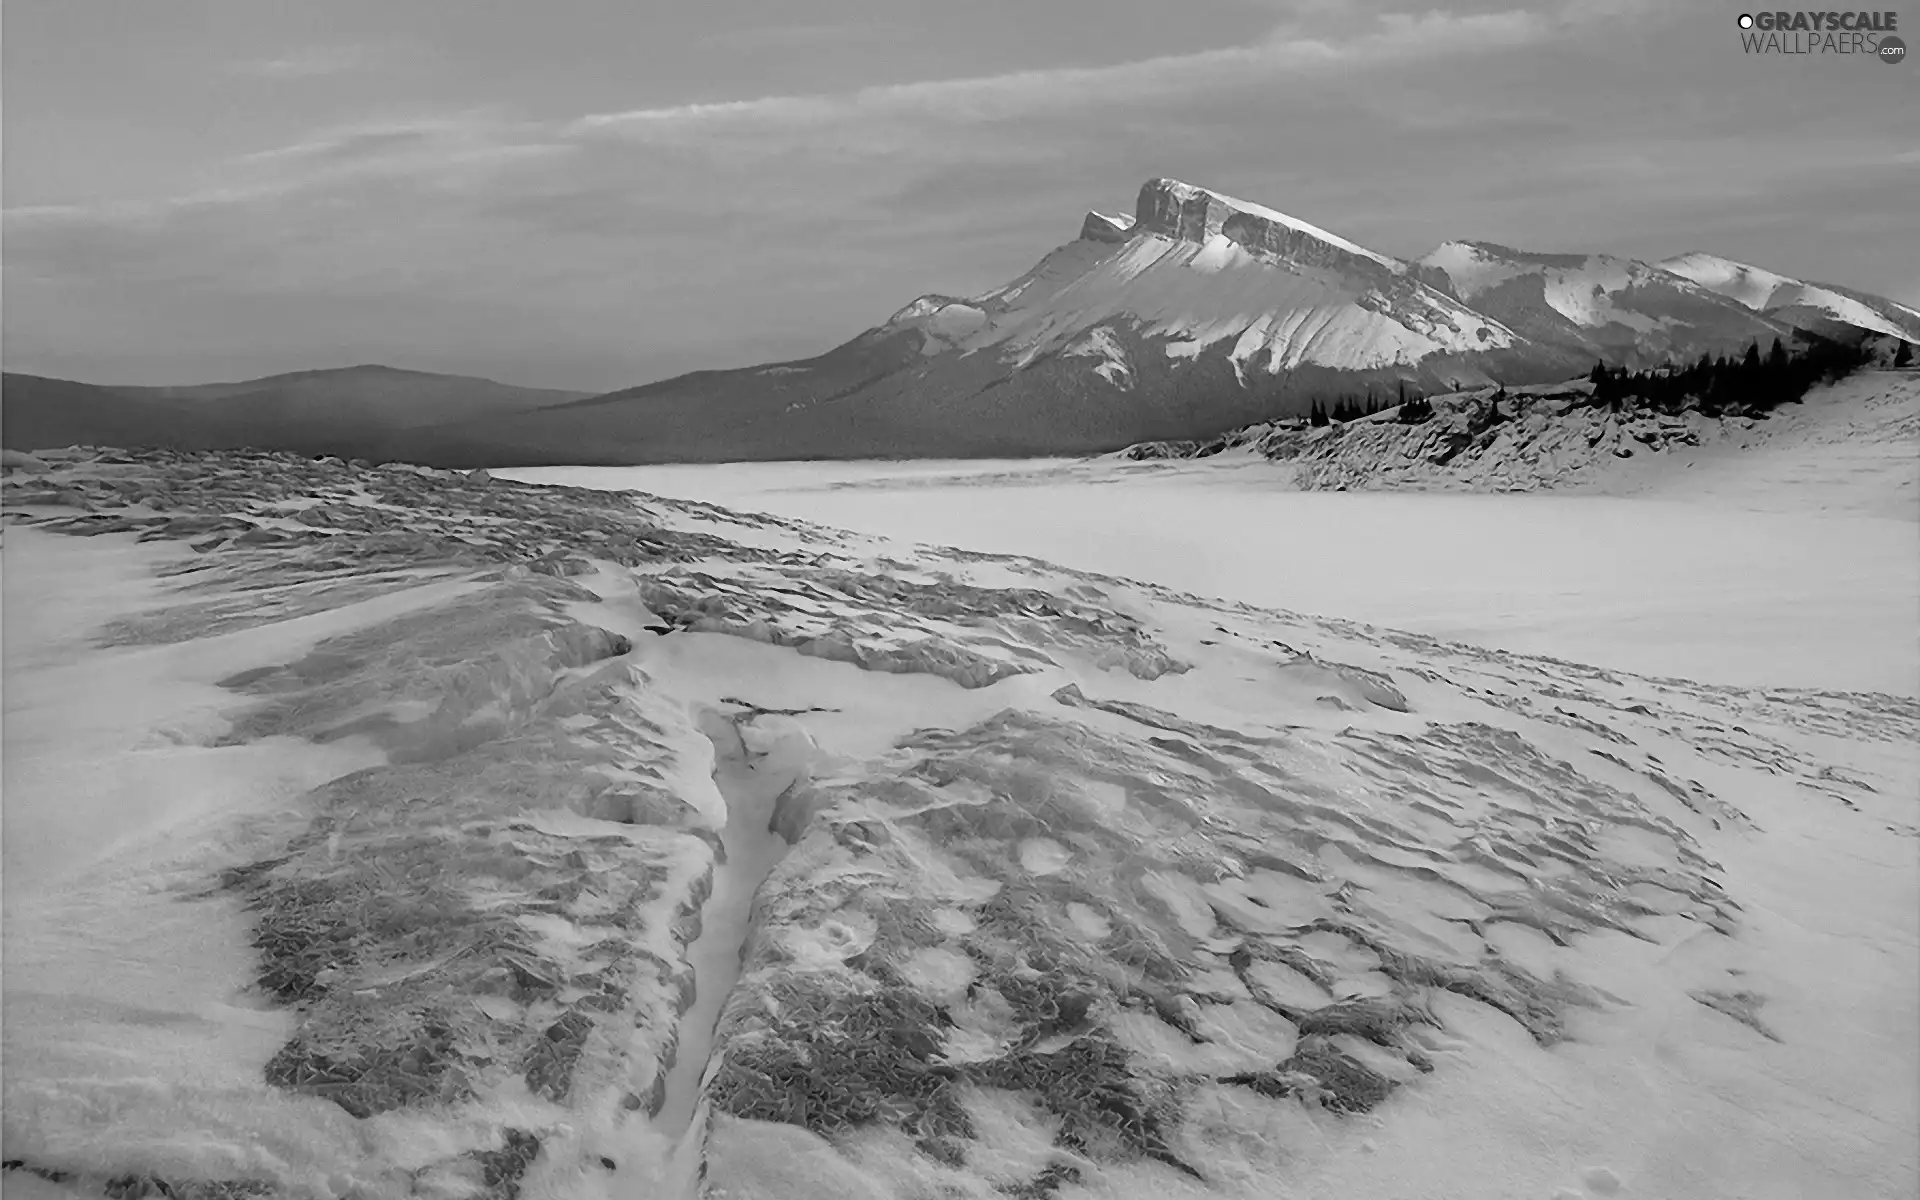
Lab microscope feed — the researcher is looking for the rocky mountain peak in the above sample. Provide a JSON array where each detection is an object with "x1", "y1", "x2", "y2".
[
  {"x1": 1130, "y1": 177, "x2": 1400, "y2": 277},
  {"x1": 1079, "y1": 210, "x2": 1134, "y2": 244}
]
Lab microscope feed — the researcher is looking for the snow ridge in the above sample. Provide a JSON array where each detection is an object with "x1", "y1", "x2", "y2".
[
  {"x1": 1662, "y1": 252, "x2": 1920, "y2": 341},
  {"x1": 884, "y1": 180, "x2": 1518, "y2": 377}
]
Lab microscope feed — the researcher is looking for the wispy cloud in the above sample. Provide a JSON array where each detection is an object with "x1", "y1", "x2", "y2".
[
  {"x1": 570, "y1": 7, "x2": 1556, "y2": 141},
  {"x1": 230, "y1": 44, "x2": 391, "y2": 79}
]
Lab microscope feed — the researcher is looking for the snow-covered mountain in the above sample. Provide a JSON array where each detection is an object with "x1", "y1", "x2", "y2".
[
  {"x1": 1660, "y1": 252, "x2": 1920, "y2": 343},
  {"x1": 1417, "y1": 241, "x2": 1788, "y2": 368},
  {"x1": 427, "y1": 180, "x2": 1595, "y2": 464},
  {"x1": 431, "y1": 178, "x2": 1907, "y2": 465},
  {"x1": 887, "y1": 179, "x2": 1525, "y2": 386}
]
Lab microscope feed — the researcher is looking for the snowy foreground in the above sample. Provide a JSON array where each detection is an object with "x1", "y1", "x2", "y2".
[{"x1": 3, "y1": 440, "x2": 1917, "y2": 1200}]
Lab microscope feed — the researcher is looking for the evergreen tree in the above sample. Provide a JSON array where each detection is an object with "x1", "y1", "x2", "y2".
[{"x1": 1309, "y1": 399, "x2": 1329, "y2": 427}]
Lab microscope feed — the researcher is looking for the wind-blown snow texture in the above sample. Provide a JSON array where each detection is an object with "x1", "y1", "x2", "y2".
[{"x1": 4, "y1": 446, "x2": 1915, "y2": 1200}]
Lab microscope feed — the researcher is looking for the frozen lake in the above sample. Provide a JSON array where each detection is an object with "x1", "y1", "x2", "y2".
[{"x1": 503, "y1": 457, "x2": 1919, "y2": 696}]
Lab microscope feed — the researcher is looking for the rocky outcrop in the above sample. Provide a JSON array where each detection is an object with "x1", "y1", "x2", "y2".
[
  {"x1": 1079, "y1": 210, "x2": 1133, "y2": 243},
  {"x1": 1131, "y1": 178, "x2": 1393, "y2": 278},
  {"x1": 1123, "y1": 382, "x2": 1768, "y2": 493}
]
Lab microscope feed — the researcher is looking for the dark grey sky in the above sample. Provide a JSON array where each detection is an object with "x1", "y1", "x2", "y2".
[{"x1": 4, "y1": 0, "x2": 1915, "y2": 391}]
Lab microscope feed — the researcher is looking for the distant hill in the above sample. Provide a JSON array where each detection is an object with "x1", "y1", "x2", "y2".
[
  {"x1": 1, "y1": 374, "x2": 241, "y2": 455},
  {"x1": 120, "y1": 364, "x2": 589, "y2": 429},
  {"x1": 2, "y1": 366, "x2": 587, "y2": 458}
]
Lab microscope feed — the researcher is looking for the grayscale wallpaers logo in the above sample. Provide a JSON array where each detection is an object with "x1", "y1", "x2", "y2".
[{"x1": 1736, "y1": 10, "x2": 1906, "y2": 59}]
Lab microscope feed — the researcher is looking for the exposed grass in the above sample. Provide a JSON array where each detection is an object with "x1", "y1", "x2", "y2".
[
  {"x1": 1, "y1": 1164, "x2": 275, "y2": 1200},
  {"x1": 706, "y1": 978, "x2": 966, "y2": 1136},
  {"x1": 1221, "y1": 1036, "x2": 1397, "y2": 1114},
  {"x1": 471, "y1": 1129, "x2": 543, "y2": 1200}
]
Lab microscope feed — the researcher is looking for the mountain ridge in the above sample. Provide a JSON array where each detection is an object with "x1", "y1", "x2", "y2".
[{"x1": 2, "y1": 365, "x2": 590, "y2": 458}]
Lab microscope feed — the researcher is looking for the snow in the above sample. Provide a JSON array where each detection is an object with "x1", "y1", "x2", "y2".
[
  {"x1": 968, "y1": 232, "x2": 1510, "y2": 374},
  {"x1": 9, "y1": 421, "x2": 1915, "y2": 1200},
  {"x1": 1062, "y1": 325, "x2": 1133, "y2": 387},
  {"x1": 1661, "y1": 252, "x2": 1798, "y2": 311},
  {"x1": 1151, "y1": 179, "x2": 1399, "y2": 270},
  {"x1": 1423, "y1": 243, "x2": 1680, "y2": 331},
  {"x1": 1419, "y1": 240, "x2": 1527, "y2": 299},
  {"x1": 1783, "y1": 283, "x2": 1910, "y2": 339},
  {"x1": 499, "y1": 409, "x2": 1916, "y2": 1200},
  {"x1": 1662, "y1": 252, "x2": 1920, "y2": 340},
  {"x1": 1, "y1": 529, "x2": 489, "y2": 1196},
  {"x1": 502, "y1": 441, "x2": 1917, "y2": 695}
]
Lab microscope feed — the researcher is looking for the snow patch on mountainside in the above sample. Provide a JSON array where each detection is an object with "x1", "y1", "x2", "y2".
[
  {"x1": 879, "y1": 180, "x2": 1520, "y2": 381},
  {"x1": 968, "y1": 233, "x2": 1515, "y2": 375},
  {"x1": 1661, "y1": 253, "x2": 1798, "y2": 312},
  {"x1": 1663, "y1": 253, "x2": 1920, "y2": 341},
  {"x1": 1424, "y1": 242, "x2": 1698, "y2": 332},
  {"x1": 1063, "y1": 326, "x2": 1134, "y2": 387}
]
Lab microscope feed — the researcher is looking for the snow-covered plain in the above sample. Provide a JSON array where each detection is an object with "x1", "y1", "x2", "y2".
[
  {"x1": 4, "y1": 385, "x2": 1915, "y2": 1200},
  {"x1": 501, "y1": 374, "x2": 1919, "y2": 697}
]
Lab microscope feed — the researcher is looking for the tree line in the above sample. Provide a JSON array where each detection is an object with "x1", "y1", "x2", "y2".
[
  {"x1": 1585, "y1": 335, "x2": 1878, "y2": 417},
  {"x1": 1308, "y1": 380, "x2": 1424, "y2": 427},
  {"x1": 1298, "y1": 333, "x2": 1889, "y2": 430}
]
